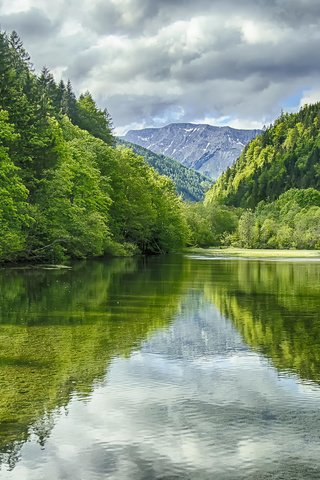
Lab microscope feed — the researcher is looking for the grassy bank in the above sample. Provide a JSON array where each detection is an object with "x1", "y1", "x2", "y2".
[{"x1": 185, "y1": 247, "x2": 320, "y2": 258}]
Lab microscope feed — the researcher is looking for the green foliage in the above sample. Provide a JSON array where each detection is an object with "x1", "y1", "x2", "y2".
[
  {"x1": 118, "y1": 139, "x2": 212, "y2": 201},
  {"x1": 203, "y1": 104, "x2": 320, "y2": 251},
  {"x1": 186, "y1": 187, "x2": 319, "y2": 251},
  {"x1": 27, "y1": 118, "x2": 113, "y2": 261},
  {"x1": 206, "y1": 104, "x2": 320, "y2": 208},
  {"x1": 76, "y1": 91, "x2": 114, "y2": 145},
  {"x1": 110, "y1": 147, "x2": 188, "y2": 253},
  {"x1": 0, "y1": 110, "x2": 30, "y2": 260},
  {"x1": 231, "y1": 188, "x2": 320, "y2": 249},
  {"x1": 184, "y1": 201, "x2": 239, "y2": 247},
  {"x1": 235, "y1": 210, "x2": 257, "y2": 248},
  {"x1": 0, "y1": 29, "x2": 188, "y2": 262}
]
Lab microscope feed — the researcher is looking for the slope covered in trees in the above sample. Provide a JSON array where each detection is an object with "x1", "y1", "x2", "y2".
[
  {"x1": 206, "y1": 103, "x2": 320, "y2": 208},
  {"x1": 230, "y1": 188, "x2": 320, "y2": 249},
  {"x1": 117, "y1": 139, "x2": 211, "y2": 201},
  {"x1": 186, "y1": 187, "x2": 320, "y2": 249},
  {"x1": 0, "y1": 30, "x2": 188, "y2": 262}
]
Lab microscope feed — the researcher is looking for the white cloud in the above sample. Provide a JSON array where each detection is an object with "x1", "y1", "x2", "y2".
[
  {"x1": 239, "y1": 19, "x2": 288, "y2": 45},
  {"x1": 299, "y1": 89, "x2": 320, "y2": 108}
]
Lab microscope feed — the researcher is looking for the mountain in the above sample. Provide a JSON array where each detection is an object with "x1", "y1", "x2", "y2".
[
  {"x1": 122, "y1": 123, "x2": 261, "y2": 180},
  {"x1": 205, "y1": 102, "x2": 320, "y2": 208},
  {"x1": 118, "y1": 139, "x2": 212, "y2": 202}
]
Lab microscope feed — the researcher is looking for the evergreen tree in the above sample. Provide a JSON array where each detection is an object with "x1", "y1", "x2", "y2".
[{"x1": 76, "y1": 91, "x2": 113, "y2": 145}]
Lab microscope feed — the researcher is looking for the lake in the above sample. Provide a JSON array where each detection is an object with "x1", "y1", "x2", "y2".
[{"x1": 0, "y1": 255, "x2": 320, "y2": 479}]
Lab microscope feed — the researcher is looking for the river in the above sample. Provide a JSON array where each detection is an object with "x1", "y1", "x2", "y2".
[{"x1": 0, "y1": 255, "x2": 319, "y2": 479}]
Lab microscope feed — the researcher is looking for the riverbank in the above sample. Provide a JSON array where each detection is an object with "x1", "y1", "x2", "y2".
[{"x1": 185, "y1": 247, "x2": 320, "y2": 258}]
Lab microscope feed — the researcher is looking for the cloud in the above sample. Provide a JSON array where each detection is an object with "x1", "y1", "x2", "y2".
[
  {"x1": 299, "y1": 89, "x2": 320, "y2": 108},
  {"x1": 0, "y1": 7, "x2": 59, "y2": 39},
  {"x1": 1, "y1": 0, "x2": 320, "y2": 132}
]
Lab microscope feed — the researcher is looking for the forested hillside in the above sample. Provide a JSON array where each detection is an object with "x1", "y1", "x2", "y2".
[
  {"x1": 229, "y1": 188, "x2": 320, "y2": 249},
  {"x1": 206, "y1": 103, "x2": 320, "y2": 208},
  {"x1": 0, "y1": 30, "x2": 188, "y2": 262},
  {"x1": 185, "y1": 104, "x2": 320, "y2": 250},
  {"x1": 117, "y1": 139, "x2": 211, "y2": 201}
]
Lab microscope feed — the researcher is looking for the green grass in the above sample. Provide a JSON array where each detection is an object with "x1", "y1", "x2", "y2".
[{"x1": 185, "y1": 247, "x2": 320, "y2": 258}]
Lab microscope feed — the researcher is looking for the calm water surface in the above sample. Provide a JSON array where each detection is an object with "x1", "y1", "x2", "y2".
[{"x1": 0, "y1": 255, "x2": 320, "y2": 479}]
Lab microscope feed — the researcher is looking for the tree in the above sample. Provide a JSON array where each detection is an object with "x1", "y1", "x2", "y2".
[
  {"x1": 76, "y1": 91, "x2": 113, "y2": 145},
  {"x1": 27, "y1": 119, "x2": 113, "y2": 261},
  {"x1": 237, "y1": 211, "x2": 257, "y2": 248},
  {"x1": 0, "y1": 109, "x2": 30, "y2": 260}
]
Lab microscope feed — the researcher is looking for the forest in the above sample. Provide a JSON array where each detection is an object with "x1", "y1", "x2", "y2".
[
  {"x1": 117, "y1": 139, "x2": 211, "y2": 202},
  {"x1": 206, "y1": 103, "x2": 320, "y2": 208},
  {"x1": 0, "y1": 30, "x2": 189, "y2": 262},
  {"x1": 187, "y1": 187, "x2": 320, "y2": 249},
  {"x1": 188, "y1": 102, "x2": 320, "y2": 249},
  {"x1": 0, "y1": 29, "x2": 319, "y2": 263}
]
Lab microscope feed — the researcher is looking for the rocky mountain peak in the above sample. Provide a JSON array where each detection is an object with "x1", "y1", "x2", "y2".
[{"x1": 122, "y1": 123, "x2": 261, "y2": 179}]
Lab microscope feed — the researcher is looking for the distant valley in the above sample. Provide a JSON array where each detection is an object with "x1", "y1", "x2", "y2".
[
  {"x1": 122, "y1": 123, "x2": 261, "y2": 179},
  {"x1": 118, "y1": 139, "x2": 211, "y2": 201}
]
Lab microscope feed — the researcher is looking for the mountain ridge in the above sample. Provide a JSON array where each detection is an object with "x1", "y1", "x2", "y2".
[{"x1": 122, "y1": 122, "x2": 261, "y2": 179}]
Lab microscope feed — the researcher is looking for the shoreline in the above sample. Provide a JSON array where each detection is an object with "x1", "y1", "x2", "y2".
[{"x1": 185, "y1": 247, "x2": 320, "y2": 259}]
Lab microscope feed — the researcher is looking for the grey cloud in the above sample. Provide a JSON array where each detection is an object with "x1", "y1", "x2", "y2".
[
  {"x1": 106, "y1": 94, "x2": 180, "y2": 127},
  {"x1": 85, "y1": 0, "x2": 263, "y2": 37},
  {"x1": 175, "y1": 36, "x2": 320, "y2": 84},
  {"x1": 66, "y1": 49, "x2": 106, "y2": 81},
  {"x1": 85, "y1": 0, "x2": 163, "y2": 36},
  {"x1": 85, "y1": 0, "x2": 320, "y2": 37},
  {"x1": 1, "y1": 0, "x2": 320, "y2": 131},
  {"x1": 0, "y1": 7, "x2": 59, "y2": 39}
]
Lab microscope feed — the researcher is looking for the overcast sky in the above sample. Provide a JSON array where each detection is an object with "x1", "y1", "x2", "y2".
[{"x1": 1, "y1": 0, "x2": 320, "y2": 134}]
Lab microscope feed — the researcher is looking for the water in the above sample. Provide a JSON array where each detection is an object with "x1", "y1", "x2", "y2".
[{"x1": 0, "y1": 255, "x2": 319, "y2": 479}]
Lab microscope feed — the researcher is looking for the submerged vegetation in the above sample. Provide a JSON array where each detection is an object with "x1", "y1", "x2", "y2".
[
  {"x1": 0, "y1": 256, "x2": 319, "y2": 467},
  {"x1": 0, "y1": 256, "x2": 187, "y2": 466}
]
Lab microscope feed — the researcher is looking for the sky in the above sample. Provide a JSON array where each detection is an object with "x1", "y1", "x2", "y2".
[{"x1": 1, "y1": 0, "x2": 320, "y2": 134}]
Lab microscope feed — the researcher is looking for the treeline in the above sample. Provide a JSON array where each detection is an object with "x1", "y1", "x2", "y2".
[
  {"x1": 229, "y1": 188, "x2": 320, "y2": 249},
  {"x1": 186, "y1": 188, "x2": 320, "y2": 250},
  {"x1": 0, "y1": 30, "x2": 188, "y2": 262},
  {"x1": 117, "y1": 139, "x2": 212, "y2": 201},
  {"x1": 206, "y1": 103, "x2": 320, "y2": 208}
]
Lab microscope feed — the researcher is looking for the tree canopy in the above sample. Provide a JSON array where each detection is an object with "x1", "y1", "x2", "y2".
[
  {"x1": 206, "y1": 104, "x2": 320, "y2": 208},
  {"x1": 0, "y1": 30, "x2": 188, "y2": 262}
]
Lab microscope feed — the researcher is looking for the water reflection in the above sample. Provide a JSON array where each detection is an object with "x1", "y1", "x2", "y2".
[
  {"x1": 0, "y1": 256, "x2": 187, "y2": 468},
  {"x1": 201, "y1": 259, "x2": 320, "y2": 383},
  {"x1": 0, "y1": 256, "x2": 320, "y2": 479}
]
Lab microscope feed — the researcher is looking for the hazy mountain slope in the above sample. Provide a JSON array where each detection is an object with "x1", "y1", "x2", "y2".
[
  {"x1": 205, "y1": 102, "x2": 320, "y2": 208},
  {"x1": 117, "y1": 139, "x2": 212, "y2": 202},
  {"x1": 122, "y1": 123, "x2": 261, "y2": 179}
]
